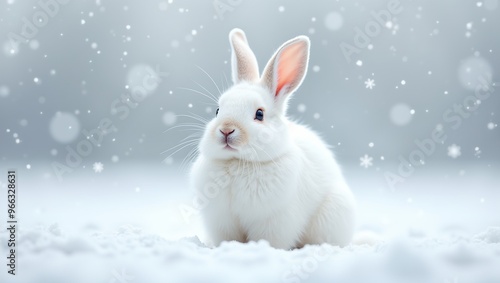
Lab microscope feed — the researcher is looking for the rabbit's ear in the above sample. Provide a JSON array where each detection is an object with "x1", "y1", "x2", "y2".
[
  {"x1": 229, "y1": 29, "x2": 259, "y2": 84},
  {"x1": 261, "y1": 36, "x2": 310, "y2": 112}
]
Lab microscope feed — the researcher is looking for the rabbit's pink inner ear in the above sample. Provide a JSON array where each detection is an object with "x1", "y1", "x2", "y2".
[{"x1": 275, "y1": 42, "x2": 307, "y2": 96}]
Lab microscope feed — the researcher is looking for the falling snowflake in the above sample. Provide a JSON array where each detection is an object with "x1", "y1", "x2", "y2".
[
  {"x1": 474, "y1": 146, "x2": 481, "y2": 158},
  {"x1": 93, "y1": 162, "x2": 104, "y2": 173},
  {"x1": 360, "y1": 154, "x2": 373, "y2": 168},
  {"x1": 447, "y1": 144, "x2": 461, "y2": 159},
  {"x1": 364, "y1": 78, "x2": 376, "y2": 89}
]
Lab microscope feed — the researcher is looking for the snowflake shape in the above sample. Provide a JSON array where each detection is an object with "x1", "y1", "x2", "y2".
[
  {"x1": 360, "y1": 154, "x2": 373, "y2": 168},
  {"x1": 364, "y1": 78, "x2": 376, "y2": 89},
  {"x1": 447, "y1": 144, "x2": 461, "y2": 159},
  {"x1": 93, "y1": 162, "x2": 104, "y2": 173}
]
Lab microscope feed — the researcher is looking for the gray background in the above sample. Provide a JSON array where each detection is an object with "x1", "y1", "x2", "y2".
[{"x1": 0, "y1": 0, "x2": 499, "y2": 169}]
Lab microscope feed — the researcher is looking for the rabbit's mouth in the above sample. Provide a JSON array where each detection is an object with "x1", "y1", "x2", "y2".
[{"x1": 223, "y1": 144, "x2": 236, "y2": 151}]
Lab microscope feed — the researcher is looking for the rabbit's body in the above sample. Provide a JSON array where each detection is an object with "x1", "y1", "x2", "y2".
[
  {"x1": 191, "y1": 29, "x2": 355, "y2": 249},
  {"x1": 192, "y1": 120, "x2": 355, "y2": 249}
]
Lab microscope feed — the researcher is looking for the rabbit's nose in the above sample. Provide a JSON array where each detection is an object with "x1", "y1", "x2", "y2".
[{"x1": 219, "y1": 129, "x2": 235, "y2": 137}]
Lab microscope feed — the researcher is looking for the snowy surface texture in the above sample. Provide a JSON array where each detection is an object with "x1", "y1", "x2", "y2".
[
  {"x1": 0, "y1": 164, "x2": 499, "y2": 283},
  {"x1": 1, "y1": 225, "x2": 500, "y2": 283}
]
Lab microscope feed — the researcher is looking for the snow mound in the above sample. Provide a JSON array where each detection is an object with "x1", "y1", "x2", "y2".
[
  {"x1": 1, "y1": 225, "x2": 500, "y2": 283},
  {"x1": 473, "y1": 227, "x2": 500, "y2": 243}
]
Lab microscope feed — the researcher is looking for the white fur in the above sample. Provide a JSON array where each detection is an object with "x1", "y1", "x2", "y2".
[{"x1": 191, "y1": 29, "x2": 356, "y2": 249}]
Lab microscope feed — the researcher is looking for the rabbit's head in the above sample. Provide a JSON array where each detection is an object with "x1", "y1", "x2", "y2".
[{"x1": 199, "y1": 29, "x2": 310, "y2": 162}]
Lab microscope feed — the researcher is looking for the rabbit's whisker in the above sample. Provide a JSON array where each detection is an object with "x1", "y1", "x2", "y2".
[{"x1": 178, "y1": 86, "x2": 218, "y2": 104}]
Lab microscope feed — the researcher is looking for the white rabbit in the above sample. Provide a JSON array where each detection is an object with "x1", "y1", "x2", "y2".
[{"x1": 191, "y1": 28, "x2": 356, "y2": 249}]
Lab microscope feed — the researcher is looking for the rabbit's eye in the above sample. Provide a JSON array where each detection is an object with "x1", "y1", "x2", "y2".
[
  {"x1": 216, "y1": 108, "x2": 219, "y2": 117},
  {"x1": 255, "y1": 109, "x2": 264, "y2": 121}
]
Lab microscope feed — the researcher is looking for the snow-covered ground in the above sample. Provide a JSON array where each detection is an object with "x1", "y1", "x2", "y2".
[{"x1": 0, "y1": 161, "x2": 499, "y2": 283}]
